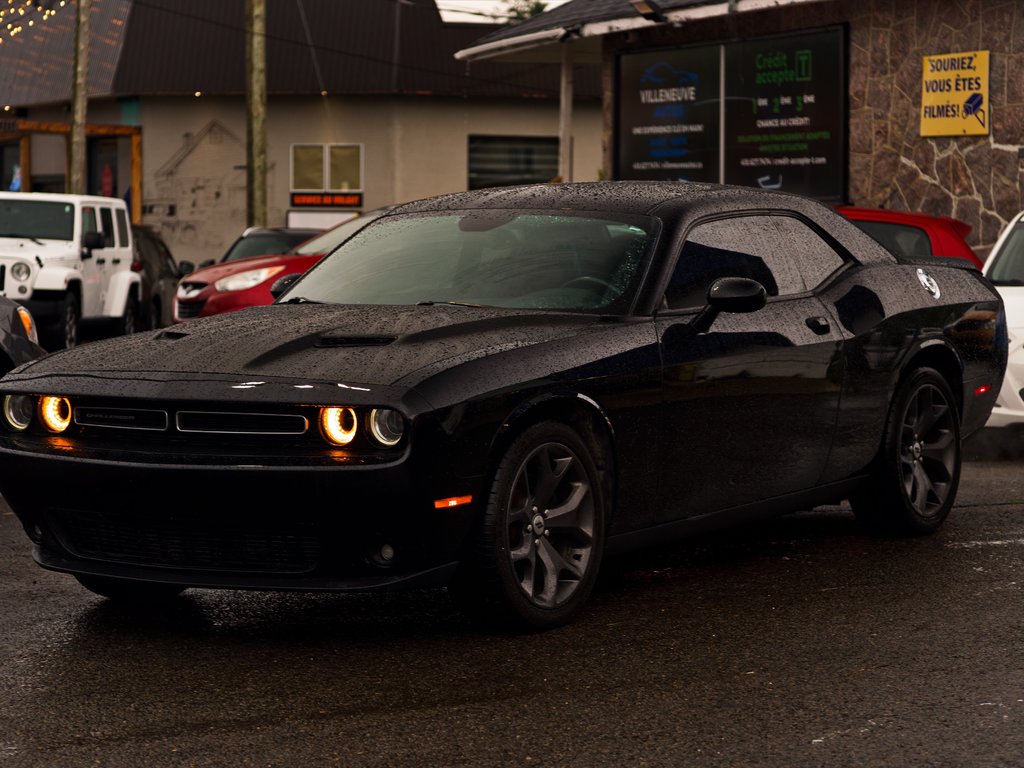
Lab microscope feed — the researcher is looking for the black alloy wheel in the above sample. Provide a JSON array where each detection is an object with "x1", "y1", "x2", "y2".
[
  {"x1": 452, "y1": 421, "x2": 606, "y2": 630},
  {"x1": 852, "y1": 367, "x2": 961, "y2": 535}
]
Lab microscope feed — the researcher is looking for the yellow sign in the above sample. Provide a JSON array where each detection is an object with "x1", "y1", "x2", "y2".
[{"x1": 920, "y1": 50, "x2": 989, "y2": 136}]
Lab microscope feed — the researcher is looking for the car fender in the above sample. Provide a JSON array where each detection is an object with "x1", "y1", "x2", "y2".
[
  {"x1": 103, "y1": 270, "x2": 141, "y2": 317},
  {"x1": 31, "y1": 264, "x2": 81, "y2": 294},
  {"x1": 488, "y1": 390, "x2": 618, "y2": 477}
]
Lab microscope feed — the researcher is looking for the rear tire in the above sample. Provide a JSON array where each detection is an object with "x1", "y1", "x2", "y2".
[
  {"x1": 450, "y1": 421, "x2": 606, "y2": 630},
  {"x1": 75, "y1": 574, "x2": 186, "y2": 602},
  {"x1": 119, "y1": 296, "x2": 139, "y2": 336},
  {"x1": 851, "y1": 367, "x2": 961, "y2": 536}
]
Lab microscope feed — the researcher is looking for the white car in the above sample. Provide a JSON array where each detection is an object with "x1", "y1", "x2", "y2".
[{"x1": 982, "y1": 211, "x2": 1024, "y2": 426}]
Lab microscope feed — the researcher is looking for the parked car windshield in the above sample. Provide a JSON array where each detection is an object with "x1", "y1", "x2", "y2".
[
  {"x1": 222, "y1": 230, "x2": 318, "y2": 262},
  {"x1": 987, "y1": 223, "x2": 1024, "y2": 285},
  {"x1": 849, "y1": 220, "x2": 932, "y2": 260},
  {"x1": 291, "y1": 209, "x2": 389, "y2": 256},
  {"x1": 0, "y1": 199, "x2": 74, "y2": 241},
  {"x1": 281, "y1": 211, "x2": 658, "y2": 313}
]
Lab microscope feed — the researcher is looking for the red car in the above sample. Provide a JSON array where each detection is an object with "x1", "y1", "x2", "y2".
[
  {"x1": 173, "y1": 212, "x2": 385, "y2": 322},
  {"x1": 837, "y1": 205, "x2": 982, "y2": 269}
]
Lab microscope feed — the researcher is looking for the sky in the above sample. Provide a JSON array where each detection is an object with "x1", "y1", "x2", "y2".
[{"x1": 435, "y1": 0, "x2": 570, "y2": 23}]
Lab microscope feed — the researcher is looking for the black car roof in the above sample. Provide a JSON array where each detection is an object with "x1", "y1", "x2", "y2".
[
  {"x1": 389, "y1": 181, "x2": 894, "y2": 266},
  {"x1": 392, "y1": 180, "x2": 829, "y2": 218}
]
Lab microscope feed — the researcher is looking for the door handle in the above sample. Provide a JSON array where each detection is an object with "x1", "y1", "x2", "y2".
[
  {"x1": 96, "y1": 258, "x2": 106, "y2": 265},
  {"x1": 805, "y1": 316, "x2": 831, "y2": 335},
  {"x1": 112, "y1": 258, "x2": 121, "y2": 265}
]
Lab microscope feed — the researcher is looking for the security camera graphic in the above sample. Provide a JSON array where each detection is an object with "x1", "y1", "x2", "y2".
[{"x1": 964, "y1": 93, "x2": 985, "y2": 128}]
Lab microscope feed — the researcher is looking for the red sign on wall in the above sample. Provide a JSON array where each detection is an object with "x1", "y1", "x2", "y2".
[{"x1": 290, "y1": 192, "x2": 364, "y2": 208}]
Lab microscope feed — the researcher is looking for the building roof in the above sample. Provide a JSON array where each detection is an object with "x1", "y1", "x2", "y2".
[
  {"x1": 456, "y1": 0, "x2": 832, "y2": 62},
  {"x1": 0, "y1": 0, "x2": 599, "y2": 109}
]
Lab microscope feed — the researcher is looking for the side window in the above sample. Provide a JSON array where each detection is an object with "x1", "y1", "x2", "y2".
[
  {"x1": 82, "y1": 206, "x2": 98, "y2": 237},
  {"x1": 115, "y1": 208, "x2": 129, "y2": 248},
  {"x1": 665, "y1": 215, "x2": 845, "y2": 310},
  {"x1": 99, "y1": 207, "x2": 115, "y2": 247}
]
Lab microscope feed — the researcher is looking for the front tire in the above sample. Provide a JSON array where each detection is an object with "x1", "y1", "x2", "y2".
[
  {"x1": 451, "y1": 421, "x2": 606, "y2": 630},
  {"x1": 851, "y1": 367, "x2": 961, "y2": 536},
  {"x1": 42, "y1": 292, "x2": 79, "y2": 350},
  {"x1": 75, "y1": 574, "x2": 186, "y2": 602}
]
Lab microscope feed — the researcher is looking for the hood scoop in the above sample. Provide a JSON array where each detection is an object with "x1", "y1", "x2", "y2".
[{"x1": 315, "y1": 332, "x2": 396, "y2": 348}]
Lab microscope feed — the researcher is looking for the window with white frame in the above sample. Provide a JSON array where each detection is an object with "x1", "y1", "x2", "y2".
[{"x1": 291, "y1": 144, "x2": 363, "y2": 192}]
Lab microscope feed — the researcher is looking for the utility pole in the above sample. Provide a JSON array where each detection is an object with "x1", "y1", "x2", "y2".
[
  {"x1": 246, "y1": 0, "x2": 267, "y2": 227},
  {"x1": 69, "y1": 0, "x2": 90, "y2": 194}
]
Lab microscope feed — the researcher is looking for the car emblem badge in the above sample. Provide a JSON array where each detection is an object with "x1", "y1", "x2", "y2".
[{"x1": 917, "y1": 268, "x2": 940, "y2": 299}]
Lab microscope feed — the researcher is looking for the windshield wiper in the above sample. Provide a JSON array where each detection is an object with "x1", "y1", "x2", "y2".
[{"x1": 415, "y1": 299, "x2": 486, "y2": 308}]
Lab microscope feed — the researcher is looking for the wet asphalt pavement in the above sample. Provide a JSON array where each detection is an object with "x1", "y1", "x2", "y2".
[{"x1": 2, "y1": 453, "x2": 1024, "y2": 767}]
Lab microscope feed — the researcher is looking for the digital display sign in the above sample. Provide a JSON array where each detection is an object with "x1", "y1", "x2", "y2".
[
  {"x1": 617, "y1": 45, "x2": 720, "y2": 183},
  {"x1": 616, "y1": 28, "x2": 846, "y2": 201},
  {"x1": 724, "y1": 29, "x2": 845, "y2": 200}
]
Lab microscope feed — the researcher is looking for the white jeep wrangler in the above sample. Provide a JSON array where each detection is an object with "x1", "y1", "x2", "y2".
[{"x1": 0, "y1": 192, "x2": 142, "y2": 349}]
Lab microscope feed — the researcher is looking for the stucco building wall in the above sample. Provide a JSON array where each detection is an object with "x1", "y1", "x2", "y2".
[{"x1": 24, "y1": 95, "x2": 601, "y2": 265}]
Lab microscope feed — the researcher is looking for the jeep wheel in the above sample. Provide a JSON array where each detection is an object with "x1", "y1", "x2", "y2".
[
  {"x1": 42, "y1": 292, "x2": 79, "y2": 351},
  {"x1": 120, "y1": 296, "x2": 139, "y2": 336}
]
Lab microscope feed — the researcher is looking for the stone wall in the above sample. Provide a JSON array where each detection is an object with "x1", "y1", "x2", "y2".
[
  {"x1": 617, "y1": 0, "x2": 1024, "y2": 256},
  {"x1": 848, "y1": 0, "x2": 1024, "y2": 255}
]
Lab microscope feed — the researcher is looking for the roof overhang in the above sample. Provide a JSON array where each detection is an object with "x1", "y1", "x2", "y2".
[{"x1": 455, "y1": 0, "x2": 829, "y2": 63}]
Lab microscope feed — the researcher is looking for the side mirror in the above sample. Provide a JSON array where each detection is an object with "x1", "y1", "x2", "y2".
[
  {"x1": 198, "y1": 259, "x2": 215, "y2": 269},
  {"x1": 82, "y1": 230, "x2": 104, "y2": 258},
  {"x1": 270, "y1": 273, "x2": 302, "y2": 300},
  {"x1": 690, "y1": 277, "x2": 766, "y2": 333},
  {"x1": 177, "y1": 261, "x2": 195, "y2": 277}
]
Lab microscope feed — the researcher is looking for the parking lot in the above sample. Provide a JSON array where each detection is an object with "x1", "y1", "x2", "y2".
[{"x1": 2, "y1": 443, "x2": 1023, "y2": 767}]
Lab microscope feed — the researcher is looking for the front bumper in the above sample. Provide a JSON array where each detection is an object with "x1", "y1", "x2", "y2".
[{"x1": 2, "y1": 448, "x2": 477, "y2": 591}]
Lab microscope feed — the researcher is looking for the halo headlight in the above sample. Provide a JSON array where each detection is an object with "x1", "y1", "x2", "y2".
[
  {"x1": 3, "y1": 394, "x2": 35, "y2": 431},
  {"x1": 320, "y1": 406, "x2": 357, "y2": 446},
  {"x1": 39, "y1": 395, "x2": 72, "y2": 433},
  {"x1": 368, "y1": 408, "x2": 404, "y2": 447}
]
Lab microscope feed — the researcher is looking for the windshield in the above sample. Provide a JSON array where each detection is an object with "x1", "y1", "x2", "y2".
[
  {"x1": 292, "y1": 210, "x2": 387, "y2": 256},
  {"x1": 0, "y1": 199, "x2": 74, "y2": 241},
  {"x1": 280, "y1": 211, "x2": 657, "y2": 313},
  {"x1": 222, "y1": 231, "x2": 317, "y2": 262},
  {"x1": 987, "y1": 224, "x2": 1024, "y2": 285}
]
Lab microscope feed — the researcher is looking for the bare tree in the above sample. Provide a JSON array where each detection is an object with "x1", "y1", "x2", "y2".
[{"x1": 492, "y1": 0, "x2": 548, "y2": 23}]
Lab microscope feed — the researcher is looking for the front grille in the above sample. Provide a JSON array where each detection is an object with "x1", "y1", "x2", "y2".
[
  {"x1": 176, "y1": 411, "x2": 308, "y2": 435},
  {"x1": 176, "y1": 300, "x2": 205, "y2": 318},
  {"x1": 47, "y1": 506, "x2": 322, "y2": 573}
]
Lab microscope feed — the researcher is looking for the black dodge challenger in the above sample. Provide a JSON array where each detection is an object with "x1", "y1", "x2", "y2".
[{"x1": 0, "y1": 182, "x2": 1007, "y2": 628}]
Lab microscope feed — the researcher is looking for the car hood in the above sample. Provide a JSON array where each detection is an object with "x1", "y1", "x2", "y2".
[
  {"x1": 15, "y1": 303, "x2": 604, "y2": 388},
  {"x1": 182, "y1": 253, "x2": 313, "y2": 284},
  {"x1": 0, "y1": 238, "x2": 75, "y2": 259}
]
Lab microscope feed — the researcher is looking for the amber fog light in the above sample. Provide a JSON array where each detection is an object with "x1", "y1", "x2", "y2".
[
  {"x1": 320, "y1": 406, "x2": 357, "y2": 446},
  {"x1": 368, "y1": 408, "x2": 404, "y2": 447},
  {"x1": 39, "y1": 395, "x2": 72, "y2": 433},
  {"x1": 3, "y1": 395, "x2": 35, "y2": 431}
]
